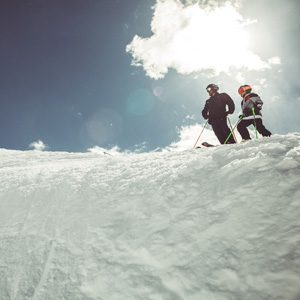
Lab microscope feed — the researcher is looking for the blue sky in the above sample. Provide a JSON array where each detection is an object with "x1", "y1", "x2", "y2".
[{"x1": 0, "y1": 0, "x2": 299, "y2": 152}]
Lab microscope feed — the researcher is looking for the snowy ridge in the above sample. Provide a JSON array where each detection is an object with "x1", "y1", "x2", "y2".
[{"x1": 0, "y1": 134, "x2": 300, "y2": 300}]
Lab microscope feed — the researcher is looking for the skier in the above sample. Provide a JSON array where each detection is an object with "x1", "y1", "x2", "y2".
[
  {"x1": 202, "y1": 84, "x2": 236, "y2": 144},
  {"x1": 237, "y1": 85, "x2": 272, "y2": 140}
]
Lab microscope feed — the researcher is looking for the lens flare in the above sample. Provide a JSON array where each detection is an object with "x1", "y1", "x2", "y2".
[
  {"x1": 81, "y1": 108, "x2": 123, "y2": 146},
  {"x1": 126, "y1": 89, "x2": 155, "y2": 116}
]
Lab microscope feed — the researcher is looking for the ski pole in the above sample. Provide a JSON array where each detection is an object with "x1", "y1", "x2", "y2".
[
  {"x1": 227, "y1": 117, "x2": 237, "y2": 143},
  {"x1": 252, "y1": 107, "x2": 258, "y2": 139},
  {"x1": 193, "y1": 120, "x2": 208, "y2": 148},
  {"x1": 224, "y1": 115, "x2": 244, "y2": 144}
]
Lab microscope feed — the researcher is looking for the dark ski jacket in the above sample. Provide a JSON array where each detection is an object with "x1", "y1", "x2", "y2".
[
  {"x1": 241, "y1": 92, "x2": 263, "y2": 120},
  {"x1": 202, "y1": 92, "x2": 235, "y2": 124}
]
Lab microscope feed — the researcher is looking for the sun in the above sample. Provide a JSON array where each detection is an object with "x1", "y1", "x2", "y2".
[{"x1": 171, "y1": 4, "x2": 255, "y2": 73}]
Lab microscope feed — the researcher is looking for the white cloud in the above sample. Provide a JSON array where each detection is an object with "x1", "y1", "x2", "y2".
[
  {"x1": 258, "y1": 78, "x2": 268, "y2": 89},
  {"x1": 268, "y1": 56, "x2": 281, "y2": 65},
  {"x1": 87, "y1": 145, "x2": 121, "y2": 156},
  {"x1": 235, "y1": 72, "x2": 246, "y2": 83},
  {"x1": 127, "y1": 0, "x2": 270, "y2": 79},
  {"x1": 167, "y1": 123, "x2": 219, "y2": 151},
  {"x1": 29, "y1": 140, "x2": 47, "y2": 151},
  {"x1": 133, "y1": 141, "x2": 149, "y2": 153},
  {"x1": 198, "y1": 0, "x2": 241, "y2": 8},
  {"x1": 185, "y1": 114, "x2": 196, "y2": 121}
]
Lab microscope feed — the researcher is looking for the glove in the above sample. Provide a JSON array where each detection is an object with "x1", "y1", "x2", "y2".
[{"x1": 256, "y1": 104, "x2": 262, "y2": 110}]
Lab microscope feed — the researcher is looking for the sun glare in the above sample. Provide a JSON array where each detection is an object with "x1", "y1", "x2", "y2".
[{"x1": 172, "y1": 5, "x2": 253, "y2": 73}]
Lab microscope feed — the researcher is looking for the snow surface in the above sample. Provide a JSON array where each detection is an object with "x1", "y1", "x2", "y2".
[{"x1": 0, "y1": 134, "x2": 300, "y2": 300}]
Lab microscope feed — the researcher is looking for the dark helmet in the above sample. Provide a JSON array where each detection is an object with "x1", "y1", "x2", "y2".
[
  {"x1": 206, "y1": 84, "x2": 219, "y2": 93},
  {"x1": 238, "y1": 85, "x2": 252, "y2": 97}
]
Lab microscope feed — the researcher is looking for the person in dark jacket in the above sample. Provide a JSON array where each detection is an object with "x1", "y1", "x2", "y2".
[
  {"x1": 202, "y1": 84, "x2": 236, "y2": 144},
  {"x1": 237, "y1": 85, "x2": 272, "y2": 140}
]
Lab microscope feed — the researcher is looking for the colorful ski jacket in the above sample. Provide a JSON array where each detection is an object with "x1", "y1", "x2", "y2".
[{"x1": 241, "y1": 93, "x2": 263, "y2": 120}]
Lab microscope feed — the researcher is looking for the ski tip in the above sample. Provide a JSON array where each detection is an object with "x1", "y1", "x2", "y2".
[{"x1": 201, "y1": 142, "x2": 215, "y2": 147}]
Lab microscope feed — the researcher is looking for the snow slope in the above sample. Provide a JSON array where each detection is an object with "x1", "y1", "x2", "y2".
[{"x1": 0, "y1": 134, "x2": 300, "y2": 300}]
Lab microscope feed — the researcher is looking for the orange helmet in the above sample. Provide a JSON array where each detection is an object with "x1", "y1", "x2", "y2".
[{"x1": 238, "y1": 85, "x2": 252, "y2": 97}]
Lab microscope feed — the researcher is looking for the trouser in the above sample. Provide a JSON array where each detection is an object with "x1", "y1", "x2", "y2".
[
  {"x1": 210, "y1": 118, "x2": 236, "y2": 144},
  {"x1": 237, "y1": 118, "x2": 272, "y2": 140}
]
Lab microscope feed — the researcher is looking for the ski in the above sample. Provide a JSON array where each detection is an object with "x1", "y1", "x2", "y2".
[
  {"x1": 195, "y1": 142, "x2": 216, "y2": 149},
  {"x1": 201, "y1": 142, "x2": 215, "y2": 147}
]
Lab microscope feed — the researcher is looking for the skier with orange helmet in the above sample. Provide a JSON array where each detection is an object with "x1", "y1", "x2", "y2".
[{"x1": 237, "y1": 85, "x2": 271, "y2": 140}]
